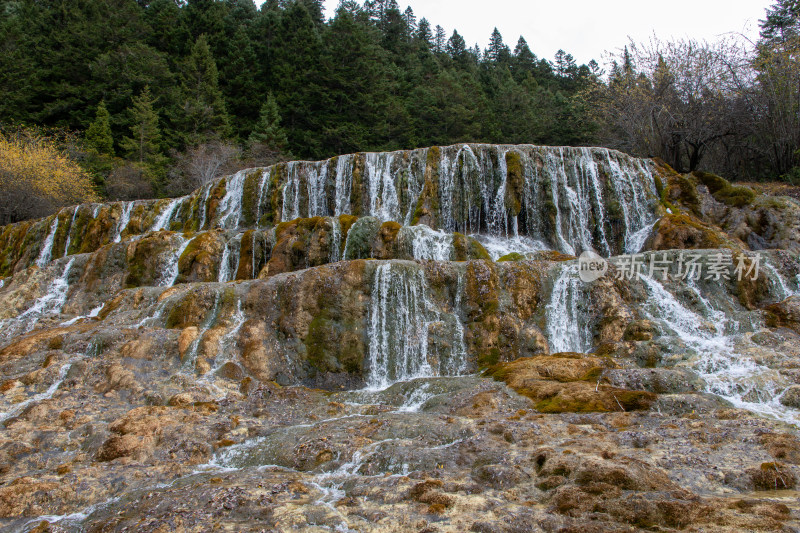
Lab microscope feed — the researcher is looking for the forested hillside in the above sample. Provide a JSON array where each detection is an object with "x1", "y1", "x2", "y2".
[{"x1": 0, "y1": 0, "x2": 798, "y2": 222}]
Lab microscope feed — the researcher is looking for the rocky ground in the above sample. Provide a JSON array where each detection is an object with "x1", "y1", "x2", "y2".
[{"x1": 1, "y1": 147, "x2": 799, "y2": 531}]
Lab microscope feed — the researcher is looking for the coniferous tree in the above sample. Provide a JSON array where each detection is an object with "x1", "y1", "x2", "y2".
[
  {"x1": 416, "y1": 18, "x2": 433, "y2": 47},
  {"x1": 760, "y1": 0, "x2": 800, "y2": 45},
  {"x1": 486, "y1": 28, "x2": 510, "y2": 63},
  {"x1": 248, "y1": 94, "x2": 289, "y2": 150},
  {"x1": 178, "y1": 34, "x2": 231, "y2": 145},
  {"x1": 121, "y1": 87, "x2": 162, "y2": 163},
  {"x1": 85, "y1": 101, "x2": 115, "y2": 155},
  {"x1": 447, "y1": 30, "x2": 467, "y2": 61},
  {"x1": 434, "y1": 25, "x2": 447, "y2": 53}
]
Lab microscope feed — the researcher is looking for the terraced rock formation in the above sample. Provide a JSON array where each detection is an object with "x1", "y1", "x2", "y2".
[{"x1": 0, "y1": 144, "x2": 799, "y2": 532}]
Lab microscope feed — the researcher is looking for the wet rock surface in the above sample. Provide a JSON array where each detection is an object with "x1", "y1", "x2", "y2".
[{"x1": 0, "y1": 145, "x2": 799, "y2": 531}]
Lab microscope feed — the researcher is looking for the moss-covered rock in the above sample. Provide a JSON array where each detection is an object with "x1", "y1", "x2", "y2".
[
  {"x1": 411, "y1": 146, "x2": 441, "y2": 227},
  {"x1": 504, "y1": 150, "x2": 524, "y2": 216},
  {"x1": 124, "y1": 232, "x2": 182, "y2": 288},
  {"x1": 177, "y1": 232, "x2": 226, "y2": 284},
  {"x1": 648, "y1": 213, "x2": 742, "y2": 251},
  {"x1": 486, "y1": 355, "x2": 656, "y2": 413}
]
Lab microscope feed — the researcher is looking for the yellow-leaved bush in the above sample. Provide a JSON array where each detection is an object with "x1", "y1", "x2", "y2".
[{"x1": 0, "y1": 130, "x2": 99, "y2": 224}]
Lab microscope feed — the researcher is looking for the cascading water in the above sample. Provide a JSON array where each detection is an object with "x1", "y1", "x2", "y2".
[
  {"x1": 218, "y1": 234, "x2": 243, "y2": 283},
  {"x1": 151, "y1": 198, "x2": 181, "y2": 232},
  {"x1": 114, "y1": 202, "x2": 134, "y2": 243},
  {"x1": 36, "y1": 217, "x2": 59, "y2": 268},
  {"x1": 365, "y1": 152, "x2": 400, "y2": 222},
  {"x1": 217, "y1": 170, "x2": 248, "y2": 229},
  {"x1": 0, "y1": 259, "x2": 75, "y2": 343},
  {"x1": 638, "y1": 273, "x2": 796, "y2": 423},
  {"x1": 367, "y1": 263, "x2": 467, "y2": 390},
  {"x1": 402, "y1": 225, "x2": 454, "y2": 261},
  {"x1": 159, "y1": 237, "x2": 190, "y2": 287},
  {"x1": 545, "y1": 263, "x2": 593, "y2": 354},
  {"x1": 63, "y1": 207, "x2": 79, "y2": 256}
]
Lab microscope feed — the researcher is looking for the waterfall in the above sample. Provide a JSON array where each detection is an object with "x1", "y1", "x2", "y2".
[
  {"x1": 605, "y1": 150, "x2": 658, "y2": 254},
  {"x1": 545, "y1": 263, "x2": 593, "y2": 353},
  {"x1": 160, "y1": 237, "x2": 190, "y2": 287},
  {"x1": 307, "y1": 162, "x2": 328, "y2": 218},
  {"x1": 0, "y1": 360, "x2": 76, "y2": 423},
  {"x1": 403, "y1": 225, "x2": 453, "y2": 261},
  {"x1": 334, "y1": 155, "x2": 353, "y2": 217},
  {"x1": 472, "y1": 234, "x2": 548, "y2": 261},
  {"x1": 255, "y1": 170, "x2": 271, "y2": 227},
  {"x1": 151, "y1": 198, "x2": 181, "y2": 232},
  {"x1": 0, "y1": 259, "x2": 75, "y2": 343},
  {"x1": 639, "y1": 274, "x2": 794, "y2": 423},
  {"x1": 762, "y1": 258, "x2": 800, "y2": 300},
  {"x1": 329, "y1": 217, "x2": 342, "y2": 263},
  {"x1": 281, "y1": 162, "x2": 301, "y2": 222},
  {"x1": 367, "y1": 263, "x2": 467, "y2": 390},
  {"x1": 36, "y1": 217, "x2": 59, "y2": 268},
  {"x1": 63, "y1": 207, "x2": 79, "y2": 256},
  {"x1": 218, "y1": 234, "x2": 242, "y2": 283},
  {"x1": 114, "y1": 202, "x2": 134, "y2": 243},
  {"x1": 197, "y1": 182, "x2": 214, "y2": 231},
  {"x1": 217, "y1": 170, "x2": 248, "y2": 229},
  {"x1": 365, "y1": 153, "x2": 400, "y2": 222}
]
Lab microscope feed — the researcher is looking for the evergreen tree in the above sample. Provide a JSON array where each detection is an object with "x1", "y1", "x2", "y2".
[
  {"x1": 760, "y1": 0, "x2": 800, "y2": 45},
  {"x1": 486, "y1": 28, "x2": 510, "y2": 63},
  {"x1": 86, "y1": 101, "x2": 114, "y2": 155},
  {"x1": 417, "y1": 18, "x2": 433, "y2": 47},
  {"x1": 403, "y1": 7, "x2": 416, "y2": 33},
  {"x1": 248, "y1": 93, "x2": 289, "y2": 149},
  {"x1": 434, "y1": 25, "x2": 447, "y2": 53},
  {"x1": 121, "y1": 87, "x2": 162, "y2": 163},
  {"x1": 446, "y1": 30, "x2": 467, "y2": 60},
  {"x1": 178, "y1": 34, "x2": 231, "y2": 145},
  {"x1": 271, "y1": 0, "x2": 324, "y2": 156}
]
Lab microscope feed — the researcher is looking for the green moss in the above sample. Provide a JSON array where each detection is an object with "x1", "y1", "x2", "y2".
[
  {"x1": 715, "y1": 185, "x2": 757, "y2": 207},
  {"x1": 692, "y1": 171, "x2": 728, "y2": 194},
  {"x1": 240, "y1": 170, "x2": 262, "y2": 227},
  {"x1": 498, "y1": 252, "x2": 526, "y2": 262},
  {"x1": 692, "y1": 170, "x2": 757, "y2": 207},
  {"x1": 339, "y1": 214, "x2": 358, "y2": 236},
  {"x1": 269, "y1": 164, "x2": 285, "y2": 225},
  {"x1": 470, "y1": 240, "x2": 491, "y2": 261},
  {"x1": 178, "y1": 232, "x2": 220, "y2": 280},
  {"x1": 534, "y1": 395, "x2": 609, "y2": 413},
  {"x1": 342, "y1": 217, "x2": 380, "y2": 260},
  {"x1": 412, "y1": 146, "x2": 441, "y2": 225},
  {"x1": 478, "y1": 348, "x2": 501, "y2": 367},
  {"x1": 379, "y1": 221, "x2": 401, "y2": 246},
  {"x1": 504, "y1": 151, "x2": 523, "y2": 216}
]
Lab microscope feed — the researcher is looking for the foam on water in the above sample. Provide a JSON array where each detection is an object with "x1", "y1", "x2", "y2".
[
  {"x1": 545, "y1": 263, "x2": 593, "y2": 353},
  {"x1": 639, "y1": 274, "x2": 796, "y2": 423}
]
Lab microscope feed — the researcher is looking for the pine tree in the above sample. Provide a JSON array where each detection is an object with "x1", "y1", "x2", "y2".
[
  {"x1": 248, "y1": 94, "x2": 288, "y2": 150},
  {"x1": 434, "y1": 25, "x2": 447, "y2": 53},
  {"x1": 486, "y1": 28, "x2": 510, "y2": 63},
  {"x1": 446, "y1": 30, "x2": 467, "y2": 60},
  {"x1": 178, "y1": 34, "x2": 231, "y2": 145},
  {"x1": 760, "y1": 0, "x2": 800, "y2": 45},
  {"x1": 403, "y1": 7, "x2": 416, "y2": 32},
  {"x1": 85, "y1": 100, "x2": 114, "y2": 155},
  {"x1": 417, "y1": 18, "x2": 433, "y2": 47},
  {"x1": 121, "y1": 87, "x2": 162, "y2": 163}
]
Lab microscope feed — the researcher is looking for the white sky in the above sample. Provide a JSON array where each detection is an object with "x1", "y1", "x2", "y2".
[{"x1": 266, "y1": 0, "x2": 773, "y2": 65}]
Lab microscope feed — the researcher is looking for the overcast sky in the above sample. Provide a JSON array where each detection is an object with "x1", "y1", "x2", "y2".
[{"x1": 284, "y1": 0, "x2": 773, "y2": 65}]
